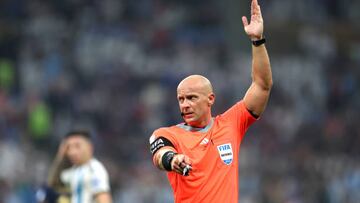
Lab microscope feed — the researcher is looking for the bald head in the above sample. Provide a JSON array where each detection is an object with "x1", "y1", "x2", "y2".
[
  {"x1": 177, "y1": 75, "x2": 213, "y2": 95},
  {"x1": 177, "y1": 75, "x2": 215, "y2": 127}
]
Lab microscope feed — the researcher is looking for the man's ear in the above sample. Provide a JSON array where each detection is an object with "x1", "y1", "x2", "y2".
[{"x1": 208, "y1": 93, "x2": 215, "y2": 106}]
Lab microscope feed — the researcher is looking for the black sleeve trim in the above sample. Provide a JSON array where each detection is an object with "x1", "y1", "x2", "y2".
[
  {"x1": 244, "y1": 105, "x2": 260, "y2": 119},
  {"x1": 150, "y1": 136, "x2": 175, "y2": 155},
  {"x1": 248, "y1": 109, "x2": 259, "y2": 119}
]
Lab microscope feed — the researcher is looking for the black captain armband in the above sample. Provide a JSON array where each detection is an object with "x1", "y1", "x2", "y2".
[
  {"x1": 162, "y1": 151, "x2": 177, "y2": 171},
  {"x1": 150, "y1": 136, "x2": 175, "y2": 155}
]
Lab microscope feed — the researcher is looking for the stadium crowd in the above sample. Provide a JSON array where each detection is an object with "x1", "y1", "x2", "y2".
[{"x1": 0, "y1": 0, "x2": 359, "y2": 202}]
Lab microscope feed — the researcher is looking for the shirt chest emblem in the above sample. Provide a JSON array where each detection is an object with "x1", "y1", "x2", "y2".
[
  {"x1": 217, "y1": 143, "x2": 233, "y2": 165},
  {"x1": 200, "y1": 138, "x2": 210, "y2": 145}
]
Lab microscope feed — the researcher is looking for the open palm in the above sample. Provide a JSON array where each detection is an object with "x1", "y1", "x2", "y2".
[{"x1": 242, "y1": 0, "x2": 264, "y2": 40}]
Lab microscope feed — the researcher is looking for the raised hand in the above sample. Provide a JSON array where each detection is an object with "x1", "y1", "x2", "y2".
[
  {"x1": 55, "y1": 140, "x2": 68, "y2": 161},
  {"x1": 242, "y1": 0, "x2": 264, "y2": 40}
]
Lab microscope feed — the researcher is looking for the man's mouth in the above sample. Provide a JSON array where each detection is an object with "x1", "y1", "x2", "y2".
[{"x1": 182, "y1": 112, "x2": 193, "y2": 118}]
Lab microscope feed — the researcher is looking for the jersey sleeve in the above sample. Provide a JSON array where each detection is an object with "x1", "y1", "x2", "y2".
[
  {"x1": 220, "y1": 100, "x2": 258, "y2": 141},
  {"x1": 149, "y1": 128, "x2": 178, "y2": 156},
  {"x1": 90, "y1": 162, "x2": 110, "y2": 194}
]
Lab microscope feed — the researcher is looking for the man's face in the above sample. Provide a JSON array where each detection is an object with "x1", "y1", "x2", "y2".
[
  {"x1": 177, "y1": 86, "x2": 214, "y2": 127},
  {"x1": 65, "y1": 135, "x2": 93, "y2": 166}
]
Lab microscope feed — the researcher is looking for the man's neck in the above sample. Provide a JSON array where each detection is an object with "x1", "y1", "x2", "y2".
[{"x1": 73, "y1": 157, "x2": 93, "y2": 167}]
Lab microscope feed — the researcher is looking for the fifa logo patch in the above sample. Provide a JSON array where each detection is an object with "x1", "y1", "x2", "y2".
[{"x1": 217, "y1": 143, "x2": 233, "y2": 165}]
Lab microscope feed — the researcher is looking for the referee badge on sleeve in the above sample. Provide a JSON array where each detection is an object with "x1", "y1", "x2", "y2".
[
  {"x1": 217, "y1": 143, "x2": 233, "y2": 165},
  {"x1": 149, "y1": 135, "x2": 175, "y2": 155}
]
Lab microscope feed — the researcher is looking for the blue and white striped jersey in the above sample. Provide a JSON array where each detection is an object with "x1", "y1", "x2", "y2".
[{"x1": 61, "y1": 158, "x2": 110, "y2": 203}]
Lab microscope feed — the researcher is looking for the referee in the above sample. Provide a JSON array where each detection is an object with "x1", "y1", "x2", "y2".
[{"x1": 149, "y1": 0, "x2": 272, "y2": 202}]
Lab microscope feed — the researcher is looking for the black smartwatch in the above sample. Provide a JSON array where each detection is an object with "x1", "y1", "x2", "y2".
[{"x1": 252, "y1": 38, "x2": 266, "y2": 47}]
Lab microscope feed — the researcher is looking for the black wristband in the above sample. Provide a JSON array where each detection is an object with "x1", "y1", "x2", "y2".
[
  {"x1": 252, "y1": 38, "x2": 266, "y2": 47},
  {"x1": 162, "y1": 151, "x2": 176, "y2": 171}
]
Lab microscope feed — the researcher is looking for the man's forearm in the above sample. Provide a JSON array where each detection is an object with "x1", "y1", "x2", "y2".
[
  {"x1": 47, "y1": 158, "x2": 69, "y2": 189},
  {"x1": 153, "y1": 147, "x2": 192, "y2": 175},
  {"x1": 153, "y1": 147, "x2": 174, "y2": 170},
  {"x1": 242, "y1": 0, "x2": 272, "y2": 116},
  {"x1": 251, "y1": 44, "x2": 272, "y2": 90}
]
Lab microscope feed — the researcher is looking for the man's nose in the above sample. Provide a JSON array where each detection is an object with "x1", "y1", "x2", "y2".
[
  {"x1": 68, "y1": 149, "x2": 76, "y2": 156},
  {"x1": 180, "y1": 99, "x2": 190, "y2": 108}
]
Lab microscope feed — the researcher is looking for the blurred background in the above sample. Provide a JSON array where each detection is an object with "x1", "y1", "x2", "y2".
[{"x1": 0, "y1": 0, "x2": 359, "y2": 202}]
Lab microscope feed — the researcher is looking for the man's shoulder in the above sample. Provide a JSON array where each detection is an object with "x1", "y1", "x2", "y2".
[
  {"x1": 88, "y1": 158, "x2": 107, "y2": 171},
  {"x1": 217, "y1": 100, "x2": 248, "y2": 117},
  {"x1": 152, "y1": 124, "x2": 183, "y2": 135},
  {"x1": 149, "y1": 124, "x2": 184, "y2": 145}
]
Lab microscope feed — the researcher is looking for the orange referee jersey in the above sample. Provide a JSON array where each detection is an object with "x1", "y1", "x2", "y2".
[{"x1": 150, "y1": 101, "x2": 257, "y2": 203}]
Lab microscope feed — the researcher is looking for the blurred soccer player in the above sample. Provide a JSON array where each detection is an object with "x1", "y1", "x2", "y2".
[
  {"x1": 47, "y1": 131, "x2": 112, "y2": 203},
  {"x1": 149, "y1": 0, "x2": 272, "y2": 202}
]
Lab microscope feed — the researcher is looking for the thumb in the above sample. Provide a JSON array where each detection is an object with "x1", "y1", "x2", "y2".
[
  {"x1": 183, "y1": 155, "x2": 192, "y2": 165},
  {"x1": 242, "y1": 16, "x2": 249, "y2": 27}
]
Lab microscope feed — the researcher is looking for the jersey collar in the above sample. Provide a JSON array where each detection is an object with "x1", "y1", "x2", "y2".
[{"x1": 176, "y1": 118, "x2": 214, "y2": 133}]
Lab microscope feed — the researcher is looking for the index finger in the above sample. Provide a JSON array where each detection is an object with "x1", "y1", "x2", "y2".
[
  {"x1": 183, "y1": 155, "x2": 192, "y2": 165},
  {"x1": 251, "y1": 0, "x2": 259, "y2": 14}
]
